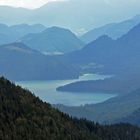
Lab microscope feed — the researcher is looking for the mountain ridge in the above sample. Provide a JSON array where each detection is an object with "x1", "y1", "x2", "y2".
[
  {"x1": 20, "y1": 26, "x2": 84, "y2": 54},
  {"x1": 0, "y1": 1, "x2": 139, "y2": 34},
  {"x1": 0, "y1": 23, "x2": 46, "y2": 45},
  {"x1": 0, "y1": 42, "x2": 79, "y2": 81},
  {"x1": 81, "y1": 15, "x2": 140, "y2": 43},
  {"x1": 58, "y1": 22, "x2": 140, "y2": 76}
]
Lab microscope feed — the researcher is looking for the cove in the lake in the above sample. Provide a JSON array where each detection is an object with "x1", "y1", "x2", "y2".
[{"x1": 17, "y1": 74, "x2": 117, "y2": 106}]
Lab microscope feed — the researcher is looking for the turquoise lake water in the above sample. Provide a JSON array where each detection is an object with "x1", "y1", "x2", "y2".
[{"x1": 17, "y1": 74, "x2": 117, "y2": 106}]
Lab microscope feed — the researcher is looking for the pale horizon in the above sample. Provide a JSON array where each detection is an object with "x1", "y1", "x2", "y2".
[
  {"x1": 0, "y1": 0, "x2": 140, "y2": 10},
  {"x1": 0, "y1": 0, "x2": 66, "y2": 9},
  {"x1": 0, "y1": 0, "x2": 140, "y2": 31}
]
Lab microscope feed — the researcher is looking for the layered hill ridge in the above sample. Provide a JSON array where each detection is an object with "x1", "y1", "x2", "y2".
[
  {"x1": 1, "y1": 18, "x2": 140, "y2": 81},
  {"x1": 118, "y1": 22, "x2": 140, "y2": 46},
  {"x1": 81, "y1": 15, "x2": 140, "y2": 43},
  {"x1": 20, "y1": 26, "x2": 84, "y2": 54},
  {"x1": 0, "y1": 42, "x2": 38, "y2": 54},
  {"x1": 57, "y1": 24, "x2": 140, "y2": 93},
  {"x1": 0, "y1": 23, "x2": 46, "y2": 45},
  {"x1": 0, "y1": 77, "x2": 140, "y2": 140},
  {"x1": 0, "y1": 43, "x2": 79, "y2": 81},
  {"x1": 59, "y1": 23, "x2": 140, "y2": 75},
  {"x1": 0, "y1": 1, "x2": 139, "y2": 34}
]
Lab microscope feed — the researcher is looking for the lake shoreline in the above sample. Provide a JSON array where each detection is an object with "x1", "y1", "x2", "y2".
[{"x1": 17, "y1": 74, "x2": 117, "y2": 106}]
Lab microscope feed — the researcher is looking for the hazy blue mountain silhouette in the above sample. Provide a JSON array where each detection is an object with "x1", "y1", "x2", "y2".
[
  {"x1": 59, "y1": 23, "x2": 140, "y2": 75},
  {"x1": 0, "y1": 43, "x2": 79, "y2": 81},
  {"x1": 0, "y1": 1, "x2": 138, "y2": 34},
  {"x1": 20, "y1": 26, "x2": 84, "y2": 54},
  {"x1": 81, "y1": 15, "x2": 140, "y2": 43},
  {"x1": 0, "y1": 23, "x2": 46, "y2": 45}
]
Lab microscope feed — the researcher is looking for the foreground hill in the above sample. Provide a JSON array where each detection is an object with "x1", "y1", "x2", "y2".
[
  {"x1": 20, "y1": 26, "x2": 84, "y2": 54},
  {"x1": 0, "y1": 77, "x2": 140, "y2": 140},
  {"x1": 81, "y1": 15, "x2": 140, "y2": 43},
  {"x1": 0, "y1": 23, "x2": 46, "y2": 45},
  {"x1": 0, "y1": 43, "x2": 79, "y2": 81}
]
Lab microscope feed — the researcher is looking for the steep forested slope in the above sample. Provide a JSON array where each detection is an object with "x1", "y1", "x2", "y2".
[{"x1": 0, "y1": 77, "x2": 140, "y2": 140}]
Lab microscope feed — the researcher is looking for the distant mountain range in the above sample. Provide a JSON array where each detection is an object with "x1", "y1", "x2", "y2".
[
  {"x1": 0, "y1": 23, "x2": 46, "y2": 45},
  {"x1": 0, "y1": 24, "x2": 84, "y2": 54},
  {"x1": 1, "y1": 17, "x2": 140, "y2": 81},
  {"x1": 0, "y1": 1, "x2": 139, "y2": 34},
  {"x1": 0, "y1": 43, "x2": 79, "y2": 81},
  {"x1": 58, "y1": 22, "x2": 140, "y2": 76},
  {"x1": 81, "y1": 15, "x2": 140, "y2": 43},
  {"x1": 20, "y1": 26, "x2": 84, "y2": 54}
]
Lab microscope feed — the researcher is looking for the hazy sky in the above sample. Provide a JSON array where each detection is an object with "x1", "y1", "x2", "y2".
[
  {"x1": 0, "y1": 0, "x2": 140, "y2": 9},
  {"x1": 0, "y1": 0, "x2": 63, "y2": 9}
]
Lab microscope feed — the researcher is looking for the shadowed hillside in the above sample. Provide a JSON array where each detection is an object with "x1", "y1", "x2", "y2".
[
  {"x1": 20, "y1": 26, "x2": 84, "y2": 54},
  {"x1": 0, "y1": 77, "x2": 140, "y2": 140},
  {"x1": 0, "y1": 43, "x2": 79, "y2": 81}
]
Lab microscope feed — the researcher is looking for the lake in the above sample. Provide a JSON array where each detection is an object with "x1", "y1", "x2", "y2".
[{"x1": 17, "y1": 74, "x2": 117, "y2": 106}]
